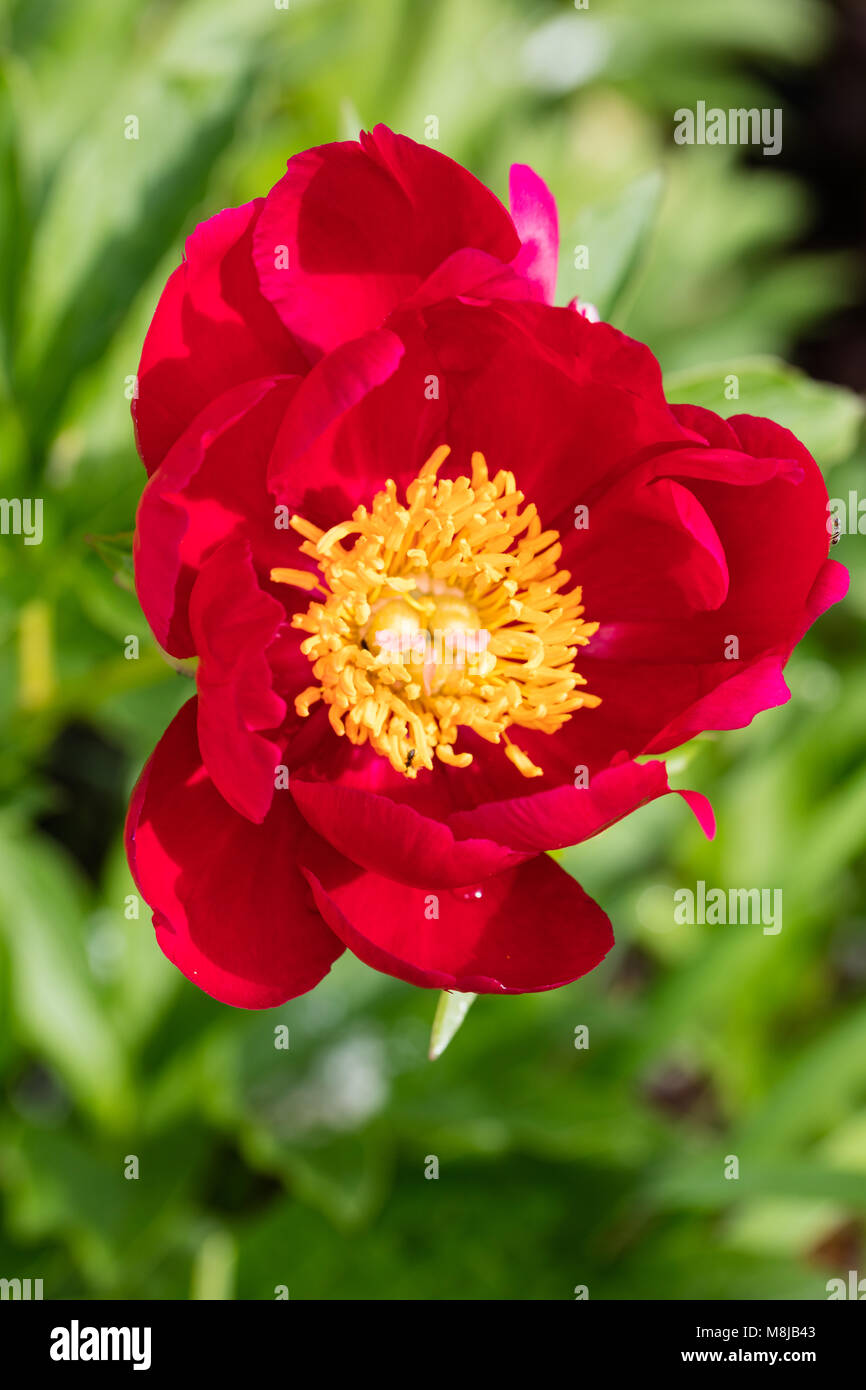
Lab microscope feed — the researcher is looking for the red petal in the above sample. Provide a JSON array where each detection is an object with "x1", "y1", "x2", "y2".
[
  {"x1": 562, "y1": 411, "x2": 843, "y2": 762},
  {"x1": 252, "y1": 126, "x2": 520, "y2": 358},
  {"x1": 403, "y1": 247, "x2": 540, "y2": 309},
  {"x1": 291, "y1": 777, "x2": 528, "y2": 889},
  {"x1": 302, "y1": 845, "x2": 614, "y2": 994},
  {"x1": 134, "y1": 376, "x2": 297, "y2": 656},
  {"x1": 447, "y1": 756, "x2": 715, "y2": 853},
  {"x1": 643, "y1": 655, "x2": 792, "y2": 754},
  {"x1": 415, "y1": 299, "x2": 694, "y2": 520},
  {"x1": 125, "y1": 699, "x2": 343, "y2": 1008},
  {"x1": 573, "y1": 474, "x2": 730, "y2": 621},
  {"x1": 134, "y1": 201, "x2": 305, "y2": 473},
  {"x1": 804, "y1": 557, "x2": 849, "y2": 625},
  {"x1": 268, "y1": 328, "x2": 405, "y2": 499},
  {"x1": 190, "y1": 538, "x2": 287, "y2": 823},
  {"x1": 508, "y1": 163, "x2": 559, "y2": 303}
]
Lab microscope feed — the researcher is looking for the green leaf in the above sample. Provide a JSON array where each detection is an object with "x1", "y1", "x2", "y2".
[
  {"x1": 558, "y1": 169, "x2": 665, "y2": 319},
  {"x1": 338, "y1": 98, "x2": 363, "y2": 142},
  {"x1": 13, "y1": 3, "x2": 275, "y2": 465},
  {"x1": 429, "y1": 990, "x2": 477, "y2": 1060},
  {"x1": 0, "y1": 817, "x2": 131, "y2": 1127},
  {"x1": 85, "y1": 531, "x2": 135, "y2": 594},
  {"x1": 190, "y1": 1230, "x2": 237, "y2": 1301},
  {"x1": 0, "y1": 63, "x2": 27, "y2": 375},
  {"x1": 644, "y1": 1155, "x2": 866, "y2": 1211}
]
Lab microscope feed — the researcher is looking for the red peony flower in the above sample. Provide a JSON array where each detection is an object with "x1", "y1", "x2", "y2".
[{"x1": 125, "y1": 127, "x2": 847, "y2": 1008}]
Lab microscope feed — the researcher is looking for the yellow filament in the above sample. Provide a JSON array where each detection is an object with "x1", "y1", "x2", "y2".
[{"x1": 270, "y1": 447, "x2": 600, "y2": 779}]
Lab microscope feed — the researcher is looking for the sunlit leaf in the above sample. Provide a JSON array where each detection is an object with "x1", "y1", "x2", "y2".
[{"x1": 429, "y1": 990, "x2": 477, "y2": 1060}]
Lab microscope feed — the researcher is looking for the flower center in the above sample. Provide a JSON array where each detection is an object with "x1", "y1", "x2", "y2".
[{"x1": 271, "y1": 446, "x2": 600, "y2": 779}]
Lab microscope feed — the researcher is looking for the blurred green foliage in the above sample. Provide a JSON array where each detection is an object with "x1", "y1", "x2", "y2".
[{"x1": 1, "y1": 0, "x2": 865, "y2": 1300}]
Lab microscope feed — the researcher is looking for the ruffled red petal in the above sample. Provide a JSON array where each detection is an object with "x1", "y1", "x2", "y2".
[
  {"x1": 125, "y1": 699, "x2": 343, "y2": 1008},
  {"x1": 290, "y1": 777, "x2": 528, "y2": 889},
  {"x1": 302, "y1": 844, "x2": 614, "y2": 994},
  {"x1": 190, "y1": 537, "x2": 287, "y2": 823},
  {"x1": 134, "y1": 376, "x2": 297, "y2": 656},
  {"x1": 446, "y1": 755, "x2": 715, "y2": 854},
  {"x1": 133, "y1": 201, "x2": 305, "y2": 473},
  {"x1": 252, "y1": 126, "x2": 521, "y2": 359}
]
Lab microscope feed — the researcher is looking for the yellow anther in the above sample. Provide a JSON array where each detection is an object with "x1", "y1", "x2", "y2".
[
  {"x1": 270, "y1": 567, "x2": 321, "y2": 590},
  {"x1": 271, "y1": 447, "x2": 599, "y2": 778}
]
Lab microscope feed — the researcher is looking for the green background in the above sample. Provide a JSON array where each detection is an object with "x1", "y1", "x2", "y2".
[{"x1": 1, "y1": 0, "x2": 865, "y2": 1300}]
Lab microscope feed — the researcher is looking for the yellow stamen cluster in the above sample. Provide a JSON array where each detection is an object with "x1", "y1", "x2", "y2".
[{"x1": 271, "y1": 446, "x2": 600, "y2": 779}]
